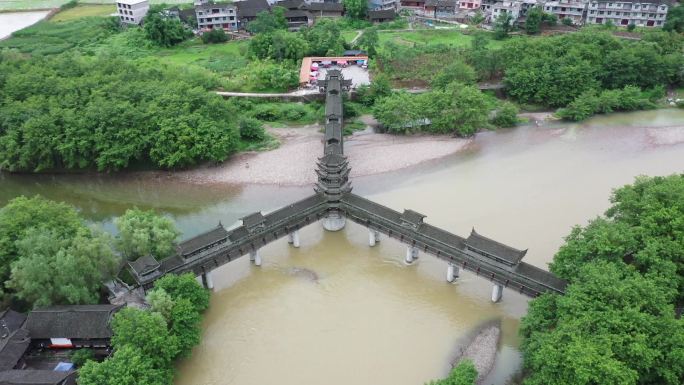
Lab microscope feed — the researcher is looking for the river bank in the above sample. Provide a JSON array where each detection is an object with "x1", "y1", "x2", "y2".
[
  {"x1": 450, "y1": 319, "x2": 502, "y2": 384},
  {"x1": 174, "y1": 123, "x2": 472, "y2": 186}
]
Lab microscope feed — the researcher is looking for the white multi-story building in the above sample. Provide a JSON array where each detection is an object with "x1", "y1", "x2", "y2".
[
  {"x1": 490, "y1": 0, "x2": 522, "y2": 22},
  {"x1": 195, "y1": 0, "x2": 239, "y2": 31},
  {"x1": 370, "y1": 0, "x2": 400, "y2": 11},
  {"x1": 543, "y1": 0, "x2": 586, "y2": 24},
  {"x1": 116, "y1": 0, "x2": 149, "y2": 25},
  {"x1": 586, "y1": 0, "x2": 668, "y2": 27}
]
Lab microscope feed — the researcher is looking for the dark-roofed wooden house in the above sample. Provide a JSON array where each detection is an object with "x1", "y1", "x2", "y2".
[
  {"x1": 0, "y1": 310, "x2": 29, "y2": 371},
  {"x1": 305, "y1": 2, "x2": 344, "y2": 19},
  {"x1": 368, "y1": 9, "x2": 397, "y2": 23},
  {"x1": 465, "y1": 229, "x2": 527, "y2": 267},
  {"x1": 128, "y1": 255, "x2": 162, "y2": 283},
  {"x1": 25, "y1": 305, "x2": 122, "y2": 349},
  {"x1": 237, "y1": 0, "x2": 270, "y2": 28},
  {"x1": 0, "y1": 369, "x2": 75, "y2": 385}
]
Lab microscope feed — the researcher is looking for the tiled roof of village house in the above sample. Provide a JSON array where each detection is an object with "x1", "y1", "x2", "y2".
[
  {"x1": 368, "y1": 9, "x2": 397, "y2": 20},
  {"x1": 275, "y1": 0, "x2": 306, "y2": 10},
  {"x1": 305, "y1": 2, "x2": 344, "y2": 12},
  {"x1": 25, "y1": 305, "x2": 122, "y2": 340},
  {"x1": 177, "y1": 224, "x2": 229, "y2": 256},
  {"x1": 425, "y1": 0, "x2": 458, "y2": 6},
  {"x1": 465, "y1": 229, "x2": 527, "y2": 266},
  {"x1": 237, "y1": 0, "x2": 270, "y2": 18},
  {"x1": 0, "y1": 311, "x2": 26, "y2": 334},
  {"x1": 0, "y1": 370, "x2": 76, "y2": 385},
  {"x1": 128, "y1": 255, "x2": 161, "y2": 276},
  {"x1": 284, "y1": 9, "x2": 312, "y2": 18},
  {"x1": 0, "y1": 329, "x2": 30, "y2": 371}
]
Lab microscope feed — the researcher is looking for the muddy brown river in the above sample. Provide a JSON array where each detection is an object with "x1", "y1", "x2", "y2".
[{"x1": 1, "y1": 109, "x2": 683, "y2": 384}]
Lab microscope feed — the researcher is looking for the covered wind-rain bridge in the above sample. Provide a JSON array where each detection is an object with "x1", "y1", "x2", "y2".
[{"x1": 128, "y1": 70, "x2": 566, "y2": 302}]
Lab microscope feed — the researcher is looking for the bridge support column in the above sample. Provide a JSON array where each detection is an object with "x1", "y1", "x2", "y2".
[
  {"x1": 288, "y1": 230, "x2": 300, "y2": 248},
  {"x1": 446, "y1": 263, "x2": 459, "y2": 283},
  {"x1": 322, "y1": 210, "x2": 346, "y2": 232},
  {"x1": 250, "y1": 250, "x2": 262, "y2": 266},
  {"x1": 491, "y1": 284, "x2": 504, "y2": 303},
  {"x1": 368, "y1": 230, "x2": 380, "y2": 247},
  {"x1": 405, "y1": 246, "x2": 419, "y2": 264},
  {"x1": 201, "y1": 271, "x2": 214, "y2": 290}
]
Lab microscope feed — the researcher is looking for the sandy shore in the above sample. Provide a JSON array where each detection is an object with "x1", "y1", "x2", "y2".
[
  {"x1": 176, "y1": 122, "x2": 471, "y2": 186},
  {"x1": 450, "y1": 319, "x2": 501, "y2": 384}
]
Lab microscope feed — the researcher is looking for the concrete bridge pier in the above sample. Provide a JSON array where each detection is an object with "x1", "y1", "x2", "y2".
[
  {"x1": 405, "y1": 246, "x2": 419, "y2": 264},
  {"x1": 250, "y1": 249, "x2": 262, "y2": 266},
  {"x1": 288, "y1": 230, "x2": 301, "y2": 248},
  {"x1": 368, "y1": 230, "x2": 380, "y2": 247},
  {"x1": 322, "y1": 210, "x2": 346, "y2": 231},
  {"x1": 491, "y1": 284, "x2": 504, "y2": 303},
  {"x1": 446, "y1": 263, "x2": 459, "y2": 282},
  {"x1": 201, "y1": 271, "x2": 214, "y2": 290}
]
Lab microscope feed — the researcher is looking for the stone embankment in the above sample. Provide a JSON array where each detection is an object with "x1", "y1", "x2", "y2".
[{"x1": 450, "y1": 319, "x2": 501, "y2": 384}]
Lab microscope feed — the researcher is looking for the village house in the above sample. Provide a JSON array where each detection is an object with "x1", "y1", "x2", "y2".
[
  {"x1": 543, "y1": 0, "x2": 586, "y2": 24},
  {"x1": 370, "y1": 0, "x2": 401, "y2": 11},
  {"x1": 459, "y1": 0, "x2": 482, "y2": 10},
  {"x1": 116, "y1": 0, "x2": 149, "y2": 25},
  {"x1": 275, "y1": 0, "x2": 314, "y2": 29},
  {"x1": 369, "y1": 9, "x2": 398, "y2": 22},
  {"x1": 424, "y1": 0, "x2": 458, "y2": 18},
  {"x1": 489, "y1": 0, "x2": 522, "y2": 22},
  {"x1": 0, "y1": 310, "x2": 29, "y2": 372},
  {"x1": 0, "y1": 370, "x2": 76, "y2": 385},
  {"x1": 306, "y1": 2, "x2": 345, "y2": 19},
  {"x1": 237, "y1": 0, "x2": 271, "y2": 28},
  {"x1": 195, "y1": 0, "x2": 239, "y2": 31},
  {"x1": 585, "y1": 0, "x2": 668, "y2": 27},
  {"x1": 24, "y1": 305, "x2": 122, "y2": 349}
]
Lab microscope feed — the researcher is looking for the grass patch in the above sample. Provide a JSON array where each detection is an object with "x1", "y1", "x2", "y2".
[
  {"x1": 342, "y1": 30, "x2": 359, "y2": 44},
  {"x1": 236, "y1": 133, "x2": 280, "y2": 152},
  {"x1": 0, "y1": 17, "x2": 116, "y2": 54},
  {"x1": 378, "y1": 29, "x2": 503, "y2": 50},
  {"x1": 50, "y1": 4, "x2": 115, "y2": 22},
  {"x1": 343, "y1": 119, "x2": 366, "y2": 135}
]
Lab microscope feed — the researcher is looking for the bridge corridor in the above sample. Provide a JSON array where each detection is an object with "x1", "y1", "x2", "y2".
[{"x1": 127, "y1": 70, "x2": 566, "y2": 303}]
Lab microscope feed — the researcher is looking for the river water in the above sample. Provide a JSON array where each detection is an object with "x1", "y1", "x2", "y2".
[
  {"x1": 0, "y1": 10, "x2": 50, "y2": 40},
  {"x1": 1, "y1": 109, "x2": 683, "y2": 384}
]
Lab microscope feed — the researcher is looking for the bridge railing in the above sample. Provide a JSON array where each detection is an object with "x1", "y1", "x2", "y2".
[{"x1": 340, "y1": 193, "x2": 566, "y2": 297}]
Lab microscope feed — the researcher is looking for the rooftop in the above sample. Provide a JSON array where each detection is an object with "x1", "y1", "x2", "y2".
[
  {"x1": 177, "y1": 224, "x2": 229, "y2": 257},
  {"x1": 117, "y1": 0, "x2": 148, "y2": 5},
  {"x1": 25, "y1": 305, "x2": 123, "y2": 340},
  {"x1": 237, "y1": 0, "x2": 270, "y2": 18},
  {"x1": 0, "y1": 370, "x2": 75, "y2": 385},
  {"x1": 465, "y1": 229, "x2": 527, "y2": 266},
  {"x1": 0, "y1": 329, "x2": 30, "y2": 371},
  {"x1": 128, "y1": 255, "x2": 160, "y2": 276}
]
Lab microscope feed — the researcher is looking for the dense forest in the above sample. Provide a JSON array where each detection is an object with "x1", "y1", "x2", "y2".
[{"x1": 520, "y1": 174, "x2": 684, "y2": 385}]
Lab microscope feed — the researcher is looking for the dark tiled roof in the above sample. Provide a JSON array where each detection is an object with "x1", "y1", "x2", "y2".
[
  {"x1": 343, "y1": 50, "x2": 367, "y2": 56},
  {"x1": 514, "y1": 262, "x2": 567, "y2": 292},
  {"x1": 0, "y1": 370, "x2": 75, "y2": 385},
  {"x1": 0, "y1": 311, "x2": 26, "y2": 334},
  {"x1": 305, "y1": 2, "x2": 344, "y2": 11},
  {"x1": 241, "y1": 212, "x2": 266, "y2": 229},
  {"x1": 319, "y1": 153, "x2": 347, "y2": 166},
  {"x1": 177, "y1": 224, "x2": 228, "y2": 256},
  {"x1": 25, "y1": 305, "x2": 122, "y2": 340},
  {"x1": 276, "y1": 0, "x2": 306, "y2": 10},
  {"x1": 0, "y1": 329, "x2": 30, "y2": 371},
  {"x1": 237, "y1": 0, "x2": 270, "y2": 18},
  {"x1": 128, "y1": 255, "x2": 160, "y2": 276},
  {"x1": 179, "y1": 8, "x2": 196, "y2": 22},
  {"x1": 400, "y1": 209, "x2": 426, "y2": 227},
  {"x1": 284, "y1": 9, "x2": 311, "y2": 18},
  {"x1": 465, "y1": 229, "x2": 527, "y2": 266},
  {"x1": 368, "y1": 9, "x2": 397, "y2": 20}
]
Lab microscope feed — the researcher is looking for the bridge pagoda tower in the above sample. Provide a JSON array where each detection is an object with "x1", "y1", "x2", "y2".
[{"x1": 315, "y1": 153, "x2": 351, "y2": 231}]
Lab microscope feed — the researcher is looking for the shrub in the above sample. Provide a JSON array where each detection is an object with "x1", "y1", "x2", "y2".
[
  {"x1": 491, "y1": 102, "x2": 519, "y2": 127},
  {"x1": 70, "y1": 349, "x2": 95, "y2": 367},
  {"x1": 627, "y1": 23, "x2": 636, "y2": 32},
  {"x1": 562, "y1": 17, "x2": 573, "y2": 26},
  {"x1": 239, "y1": 117, "x2": 266, "y2": 141},
  {"x1": 202, "y1": 28, "x2": 229, "y2": 44}
]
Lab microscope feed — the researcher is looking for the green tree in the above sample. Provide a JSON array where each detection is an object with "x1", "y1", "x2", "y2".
[
  {"x1": 146, "y1": 287, "x2": 175, "y2": 321},
  {"x1": 430, "y1": 61, "x2": 477, "y2": 89},
  {"x1": 373, "y1": 92, "x2": 423, "y2": 133},
  {"x1": 426, "y1": 83, "x2": 491, "y2": 136},
  {"x1": 70, "y1": 349, "x2": 95, "y2": 367},
  {"x1": 8, "y1": 229, "x2": 119, "y2": 308},
  {"x1": 153, "y1": 273, "x2": 210, "y2": 313},
  {"x1": 247, "y1": 7, "x2": 287, "y2": 34},
  {"x1": 357, "y1": 74, "x2": 392, "y2": 106},
  {"x1": 356, "y1": 26, "x2": 379, "y2": 57},
  {"x1": 78, "y1": 345, "x2": 172, "y2": 385},
  {"x1": 143, "y1": 10, "x2": 191, "y2": 47},
  {"x1": 470, "y1": 11, "x2": 485, "y2": 26},
  {"x1": 664, "y1": 4, "x2": 684, "y2": 33},
  {"x1": 168, "y1": 298, "x2": 203, "y2": 358},
  {"x1": 115, "y1": 208, "x2": 180, "y2": 260},
  {"x1": 111, "y1": 307, "x2": 179, "y2": 368},
  {"x1": 300, "y1": 19, "x2": 344, "y2": 57},
  {"x1": 201, "y1": 28, "x2": 228, "y2": 44},
  {"x1": 562, "y1": 17, "x2": 573, "y2": 26},
  {"x1": 494, "y1": 12, "x2": 513, "y2": 40},
  {"x1": 0, "y1": 196, "x2": 83, "y2": 289},
  {"x1": 343, "y1": 0, "x2": 368, "y2": 20},
  {"x1": 491, "y1": 101, "x2": 519, "y2": 127},
  {"x1": 239, "y1": 116, "x2": 266, "y2": 141},
  {"x1": 521, "y1": 262, "x2": 684, "y2": 385},
  {"x1": 525, "y1": 6, "x2": 543, "y2": 34},
  {"x1": 427, "y1": 359, "x2": 478, "y2": 385}
]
